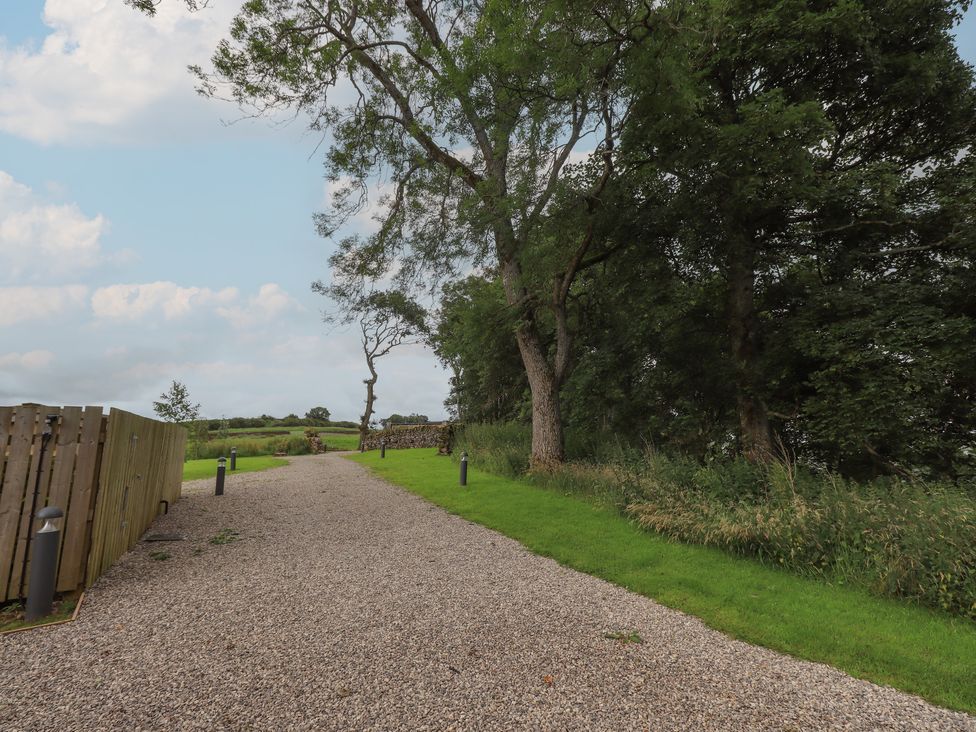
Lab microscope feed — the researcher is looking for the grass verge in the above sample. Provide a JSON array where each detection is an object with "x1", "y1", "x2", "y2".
[
  {"x1": 348, "y1": 448, "x2": 976, "y2": 714},
  {"x1": 0, "y1": 597, "x2": 78, "y2": 633},
  {"x1": 182, "y1": 456, "x2": 288, "y2": 481}
]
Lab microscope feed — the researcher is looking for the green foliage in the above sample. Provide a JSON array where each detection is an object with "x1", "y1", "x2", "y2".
[
  {"x1": 305, "y1": 406, "x2": 331, "y2": 423},
  {"x1": 430, "y1": 276, "x2": 529, "y2": 422},
  {"x1": 383, "y1": 413, "x2": 430, "y2": 425},
  {"x1": 208, "y1": 529, "x2": 240, "y2": 545},
  {"x1": 351, "y1": 448, "x2": 976, "y2": 713},
  {"x1": 152, "y1": 380, "x2": 200, "y2": 424},
  {"x1": 194, "y1": 435, "x2": 311, "y2": 459}
]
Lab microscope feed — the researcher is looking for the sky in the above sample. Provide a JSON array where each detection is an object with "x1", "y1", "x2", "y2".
[{"x1": 1, "y1": 2, "x2": 975, "y2": 422}]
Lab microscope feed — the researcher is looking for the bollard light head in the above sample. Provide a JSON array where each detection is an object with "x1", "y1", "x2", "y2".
[
  {"x1": 461, "y1": 451, "x2": 468, "y2": 461},
  {"x1": 37, "y1": 505, "x2": 63, "y2": 533},
  {"x1": 37, "y1": 506, "x2": 64, "y2": 521},
  {"x1": 218, "y1": 456, "x2": 227, "y2": 466},
  {"x1": 231, "y1": 447, "x2": 237, "y2": 454}
]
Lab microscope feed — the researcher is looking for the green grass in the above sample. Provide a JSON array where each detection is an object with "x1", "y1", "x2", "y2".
[
  {"x1": 348, "y1": 448, "x2": 976, "y2": 714},
  {"x1": 0, "y1": 598, "x2": 77, "y2": 633},
  {"x1": 217, "y1": 426, "x2": 360, "y2": 436},
  {"x1": 319, "y1": 432, "x2": 360, "y2": 450},
  {"x1": 182, "y1": 456, "x2": 288, "y2": 481}
]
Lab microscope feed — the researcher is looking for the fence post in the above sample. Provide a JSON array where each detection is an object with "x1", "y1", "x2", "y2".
[
  {"x1": 25, "y1": 506, "x2": 63, "y2": 622},
  {"x1": 230, "y1": 447, "x2": 237, "y2": 471},
  {"x1": 216, "y1": 456, "x2": 226, "y2": 496},
  {"x1": 459, "y1": 451, "x2": 468, "y2": 487}
]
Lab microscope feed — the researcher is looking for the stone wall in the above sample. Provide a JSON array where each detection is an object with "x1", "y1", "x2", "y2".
[{"x1": 361, "y1": 423, "x2": 458, "y2": 454}]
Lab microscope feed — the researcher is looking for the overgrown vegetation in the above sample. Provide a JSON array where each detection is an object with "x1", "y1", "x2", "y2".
[
  {"x1": 350, "y1": 448, "x2": 976, "y2": 714},
  {"x1": 456, "y1": 424, "x2": 976, "y2": 621}
]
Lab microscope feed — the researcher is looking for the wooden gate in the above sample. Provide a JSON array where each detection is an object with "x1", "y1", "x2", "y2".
[{"x1": 0, "y1": 405, "x2": 186, "y2": 603}]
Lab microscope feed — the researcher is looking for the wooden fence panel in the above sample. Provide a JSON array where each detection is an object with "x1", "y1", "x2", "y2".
[
  {"x1": 85, "y1": 409, "x2": 186, "y2": 588},
  {"x1": 1, "y1": 405, "x2": 186, "y2": 603}
]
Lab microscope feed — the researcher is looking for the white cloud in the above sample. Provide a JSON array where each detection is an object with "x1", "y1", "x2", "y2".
[
  {"x1": 0, "y1": 0, "x2": 243, "y2": 145},
  {"x1": 91, "y1": 281, "x2": 237, "y2": 320},
  {"x1": 0, "y1": 171, "x2": 108, "y2": 281},
  {"x1": 0, "y1": 350, "x2": 55, "y2": 370},
  {"x1": 216, "y1": 283, "x2": 303, "y2": 328},
  {"x1": 0, "y1": 285, "x2": 89, "y2": 326}
]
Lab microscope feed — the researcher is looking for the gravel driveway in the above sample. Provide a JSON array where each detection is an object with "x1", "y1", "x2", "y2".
[{"x1": 2, "y1": 453, "x2": 973, "y2": 731}]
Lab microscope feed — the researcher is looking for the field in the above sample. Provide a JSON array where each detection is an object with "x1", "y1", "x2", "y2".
[
  {"x1": 349, "y1": 448, "x2": 976, "y2": 714},
  {"x1": 182, "y1": 456, "x2": 288, "y2": 481},
  {"x1": 192, "y1": 430, "x2": 360, "y2": 459}
]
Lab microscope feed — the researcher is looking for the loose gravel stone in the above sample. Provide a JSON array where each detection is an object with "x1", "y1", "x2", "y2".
[{"x1": 1, "y1": 453, "x2": 973, "y2": 731}]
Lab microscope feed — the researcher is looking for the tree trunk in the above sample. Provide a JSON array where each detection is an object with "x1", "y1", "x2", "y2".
[
  {"x1": 727, "y1": 234, "x2": 773, "y2": 463},
  {"x1": 515, "y1": 325, "x2": 565, "y2": 467},
  {"x1": 359, "y1": 362, "x2": 378, "y2": 450},
  {"x1": 498, "y1": 253, "x2": 566, "y2": 467}
]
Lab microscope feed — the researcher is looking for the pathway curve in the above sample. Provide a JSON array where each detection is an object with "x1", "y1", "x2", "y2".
[{"x1": 2, "y1": 453, "x2": 973, "y2": 731}]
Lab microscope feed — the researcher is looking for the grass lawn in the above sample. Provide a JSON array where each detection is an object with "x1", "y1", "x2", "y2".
[
  {"x1": 349, "y1": 448, "x2": 976, "y2": 714},
  {"x1": 182, "y1": 456, "x2": 288, "y2": 481},
  {"x1": 319, "y1": 432, "x2": 359, "y2": 450}
]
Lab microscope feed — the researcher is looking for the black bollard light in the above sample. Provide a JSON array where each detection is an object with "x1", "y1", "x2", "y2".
[
  {"x1": 230, "y1": 447, "x2": 237, "y2": 471},
  {"x1": 216, "y1": 456, "x2": 226, "y2": 496},
  {"x1": 380, "y1": 439, "x2": 386, "y2": 459},
  {"x1": 25, "y1": 506, "x2": 63, "y2": 622},
  {"x1": 459, "y1": 451, "x2": 468, "y2": 487}
]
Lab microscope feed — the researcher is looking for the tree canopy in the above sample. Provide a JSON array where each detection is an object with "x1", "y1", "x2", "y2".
[{"x1": 195, "y1": 0, "x2": 976, "y2": 478}]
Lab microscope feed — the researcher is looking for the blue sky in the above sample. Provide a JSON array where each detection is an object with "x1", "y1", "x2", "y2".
[{"x1": 1, "y1": 1, "x2": 975, "y2": 421}]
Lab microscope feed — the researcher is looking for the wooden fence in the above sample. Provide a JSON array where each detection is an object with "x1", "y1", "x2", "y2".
[{"x1": 0, "y1": 405, "x2": 186, "y2": 604}]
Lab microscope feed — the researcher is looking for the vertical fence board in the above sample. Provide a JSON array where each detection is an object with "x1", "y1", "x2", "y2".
[
  {"x1": 20, "y1": 407, "x2": 68, "y2": 598},
  {"x1": 0, "y1": 408, "x2": 40, "y2": 601},
  {"x1": 57, "y1": 407, "x2": 103, "y2": 592}
]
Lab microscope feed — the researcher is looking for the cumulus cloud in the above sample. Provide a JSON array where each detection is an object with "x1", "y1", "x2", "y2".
[
  {"x1": 0, "y1": 171, "x2": 108, "y2": 281},
  {"x1": 91, "y1": 281, "x2": 238, "y2": 321},
  {"x1": 216, "y1": 283, "x2": 303, "y2": 328},
  {"x1": 0, "y1": 285, "x2": 89, "y2": 326},
  {"x1": 0, "y1": 350, "x2": 55, "y2": 370},
  {"x1": 0, "y1": 0, "x2": 242, "y2": 145}
]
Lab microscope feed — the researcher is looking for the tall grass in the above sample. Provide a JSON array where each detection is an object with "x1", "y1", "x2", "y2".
[
  {"x1": 195, "y1": 435, "x2": 312, "y2": 459},
  {"x1": 455, "y1": 423, "x2": 976, "y2": 620}
]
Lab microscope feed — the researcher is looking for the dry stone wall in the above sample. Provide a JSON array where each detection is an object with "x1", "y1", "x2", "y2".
[{"x1": 362, "y1": 423, "x2": 457, "y2": 453}]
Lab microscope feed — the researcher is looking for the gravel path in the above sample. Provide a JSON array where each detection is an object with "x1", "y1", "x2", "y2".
[{"x1": 2, "y1": 453, "x2": 973, "y2": 731}]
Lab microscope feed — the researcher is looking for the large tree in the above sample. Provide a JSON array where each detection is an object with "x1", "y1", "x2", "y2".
[
  {"x1": 198, "y1": 0, "x2": 652, "y2": 466},
  {"x1": 625, "y1": 0, "x2": 976, "y2": 462}
]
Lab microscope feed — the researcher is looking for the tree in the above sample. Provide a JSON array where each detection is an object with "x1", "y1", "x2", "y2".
[
  {"x1": 198, "y1": 0, "x2": 655, "y2": 466},
  {"x1": 152, "y1": 380, "x2": 200, "y2": 424},
  {"x1": 430, "y1": 275, "x2": 529, "y2": 423},
  {"x1": 624, "y1": 0, "x2": 976, "y2": 462},
  {"x1": 305, "y1": 406, "x2": 331, "y2": 424},
  {"x1": 316, "y1": 289, "x2": 427, "y2": 449}
]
